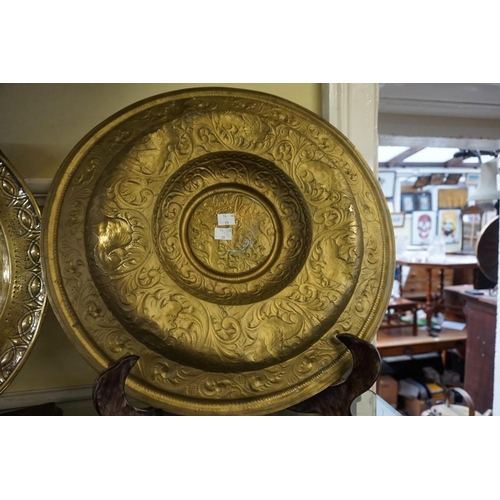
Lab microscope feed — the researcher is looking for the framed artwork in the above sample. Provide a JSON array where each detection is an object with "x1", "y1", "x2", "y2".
[
  {"x1": 466, "y1": 172, "x2": 481, "y2": 186},
  {"x1": 391, "y1": 213, "x2": 405, "y2": 228},
  {"x1": 414, "y1": 176, "x2": 431, "y2": 188},
  {"x1": 378, "y1": 171, "x2": 396, "y2": 199},
  {"x1": 411, "y1": 211, "x2": 436, "y2": 246},
  {"x1": 444, "y1": 173, "x2": 462, "y2": 185},
  {"x1": 401, "y1": 193, "x2": 416, "y2": 213},
  {"x1": 416, "y1": 191, "x2": 432, "y2": 211},
  {"x1": 438, "y1": 209, "x2": 462, "y2": 245},
  {"x1": 461, "y1": 211, "x2": 482, "y2": 254},
  {"x1": 430, "y1": 173, "x2": 445, "y2": 185},
  {"x1": 438, "y1": 188, "x2": 468, "y2": 209}
]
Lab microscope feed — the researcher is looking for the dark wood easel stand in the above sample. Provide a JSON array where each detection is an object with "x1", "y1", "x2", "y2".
[{"x1": 92, "y1": 334, "x2": 381, "y2": 416}]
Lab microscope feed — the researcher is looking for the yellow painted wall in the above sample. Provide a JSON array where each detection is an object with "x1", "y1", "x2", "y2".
[
  {"x1": 0, "y1": 84, "x2": 321, "y2": 177},
  {"x1": 0, "y1": 83, "x2": 321, "y2": 394}
]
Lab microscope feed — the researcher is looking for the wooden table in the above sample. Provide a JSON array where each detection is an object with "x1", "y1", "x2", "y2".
[
  {"x1": 377, "y1": 325, "x2": 467, "y2": 358},
  {"x1": 396, "y1": 255, "x2": 478, "y2": 332}
]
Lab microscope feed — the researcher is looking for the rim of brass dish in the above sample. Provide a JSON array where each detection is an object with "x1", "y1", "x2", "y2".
[
  {"x1": 476, "y1": 215, "x2": 498, "y2": 284},
  {"x1": 0, "y1": 151, "x2": 47, "y2": 395},
  {"x1": 42, "y1": 87, "x2": 395, "y2": 415}
]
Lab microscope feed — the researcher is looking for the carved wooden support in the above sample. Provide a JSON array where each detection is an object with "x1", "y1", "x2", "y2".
[
  {"x1": 288, "y1": 334, "x2": 381, "y2": 416},
  {"x1": 92, "y1": 333, "x2": 381, "y2": 416},
  {"x1": 93, "y1": 355, "x2": 174, "y2": 416}
]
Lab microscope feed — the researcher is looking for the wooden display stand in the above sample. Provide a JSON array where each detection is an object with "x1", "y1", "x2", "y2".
[{"x1": 92, "y1": 334, "x2": 381, "y2": 417}]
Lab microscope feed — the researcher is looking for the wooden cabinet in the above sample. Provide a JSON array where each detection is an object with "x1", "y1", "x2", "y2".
[
  {"x1": 462, "y1": 292, "x2": 496, "y2": 413},
  {"x1": 401, "y1": 266, "x2": 454, "y2": 299},
  {"x1": 400, "y1": 266, "x2": 476, "y2": 300},
  {"x1": 445, "y1": 285, "x2": 496, "y2": 413}
]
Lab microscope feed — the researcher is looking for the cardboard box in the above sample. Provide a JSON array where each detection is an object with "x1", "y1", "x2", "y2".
[
  {"x1": 403, "y1": 396, "x2": 429, "y2": 416},
  {"x1": 426, "y1": 382, "x2": 446, "y2": 405},
  {"x1": 377, "y1": 375, "x2": 398, "y2": 408}
]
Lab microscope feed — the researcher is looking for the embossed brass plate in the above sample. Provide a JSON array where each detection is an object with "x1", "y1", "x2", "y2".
[
  {"x1": 0, "y1": 151, "x2": 47, "y2": 395},
  {"x1": 42, "y1": 88, "x2": 394, "y2": 415}
]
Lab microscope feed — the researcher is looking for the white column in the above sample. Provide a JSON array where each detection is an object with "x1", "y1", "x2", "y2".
[
  {"x1": 321, "y1": 83, "x2": 380, "y2": 173},
  {"x1": 321, "y1": 83, "x2": 381, "y2": 415}
]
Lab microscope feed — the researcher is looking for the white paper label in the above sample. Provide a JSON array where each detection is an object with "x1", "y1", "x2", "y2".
[
  {"x1": 217, "y1": 213, "x2": 235, "y2": 226},
  {"x1": 214, "y1": 227, "x2": 233, "y2": 240}
]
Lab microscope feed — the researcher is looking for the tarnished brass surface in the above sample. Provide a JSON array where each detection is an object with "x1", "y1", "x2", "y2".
[
  {"x1": 0, "y1": 151, "x2": 47, "y2": 395},
  {"x1": 92, "y1": 334, "x2": 381, "y2": 416},
  {"x1": 42, "y1": 88, "x2": 395, "y2": 415}
]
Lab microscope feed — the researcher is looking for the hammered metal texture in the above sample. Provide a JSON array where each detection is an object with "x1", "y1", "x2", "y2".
[
  {"x1": 42, "y1": 88, "x2": 395, "y2": 415},
  {"x1": 0, "y1": 151, "x2": 47, "y2": 395}
]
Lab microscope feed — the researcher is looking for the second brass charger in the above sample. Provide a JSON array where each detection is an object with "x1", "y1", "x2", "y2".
[
  {"x1": 42, "y1": 88, "x2": 394, "y2": 415},
  {"x1": 0, "y1": 151, "x2": 46, "y2": 395}
]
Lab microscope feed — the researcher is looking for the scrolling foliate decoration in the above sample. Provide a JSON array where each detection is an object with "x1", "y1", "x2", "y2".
[
  {"x1": 43, "y1": 88, "x2": 394, "y2": 415},
  {"x1": 0, "y1": 152, "x2": 47, "y2": 394}
]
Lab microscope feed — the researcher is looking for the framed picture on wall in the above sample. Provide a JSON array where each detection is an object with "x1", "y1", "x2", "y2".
[
  {"x1": 416, "y1": 191, "x2": 432, "y2": 211},
  {"x1": 438, "y1": 209, "x2": 462, "y2": 245},
  {"x1": 411, "y1": 211, "x2": 436, "y2": 246},
  {"x1": 466, "y1": 172, "x2": 481, "y2": 186},
  {"x1": 461, "y1": 209, "x2": 482, "y2": 254},
  {"x1": 438, "y1": 188, "x2": 468, "y2": 208},
  {"x1": 430, "y1": 173, "x2": 445, "y2": 185},
  {"x1": 391, "y1": 213, "x2": 405, "y2": 228},
  {"x1": 401, "y1": 193, "x2": 416, "y2": 213},
  {"x1": 444, "y1": 173, "x2": 462, "y2": 185},
  {"x1": 378, "y1": 171, "x2": 396, "y2": 199},
  {"x1": 414, "y1": 176, "x2": 431, "y2": 188}
]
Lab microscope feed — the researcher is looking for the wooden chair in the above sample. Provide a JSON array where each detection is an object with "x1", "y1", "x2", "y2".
[{"x1": 379, "y1": 297, "x2": 419, "y2": 336}]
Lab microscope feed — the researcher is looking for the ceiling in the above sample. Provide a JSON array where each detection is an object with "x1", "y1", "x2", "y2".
[
  {"x1": 379, "y1": 83, "x2": 500, "y2": 119},
  {"x1": 378, "y1": 84, "x2": 500, "y2": 166},
  {"x1": 378, "y1": 146, "x2": 498, "y2": 169}
]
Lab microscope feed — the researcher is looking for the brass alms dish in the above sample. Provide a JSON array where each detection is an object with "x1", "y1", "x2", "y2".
[
  {"x1": 0, "y1": 151, "x2": 47, "y2": 395},
  {"x1": 42, "y1": 88, "x2": 394, "y2": 415}
]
